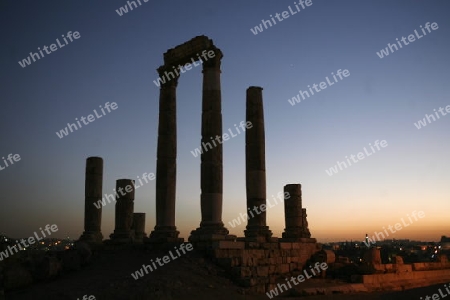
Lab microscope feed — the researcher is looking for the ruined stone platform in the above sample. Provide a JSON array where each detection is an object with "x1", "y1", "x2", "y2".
[{"x1": 194, "y1": 237, "x2": 321, "y2": 293}]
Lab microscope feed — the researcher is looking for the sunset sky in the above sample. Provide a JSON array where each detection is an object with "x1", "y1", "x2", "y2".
[{"x1": 0, "y1": 0, "x2": 449, "y2": 243}]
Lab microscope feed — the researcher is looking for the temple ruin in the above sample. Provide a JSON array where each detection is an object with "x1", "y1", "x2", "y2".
[
  {"x1": 151, "y1": 36, "x2": 230, "y2": 243},
  {"x1": 74, "y1": 36, "x2": 450, "y2": 294},
  {"x1": 79, "y1": 35, "x2": 319, "y2": 292}
]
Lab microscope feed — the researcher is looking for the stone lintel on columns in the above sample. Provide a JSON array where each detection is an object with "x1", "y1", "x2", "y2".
[{"x1": 163, "y1": 35, "x2": 215, "y2": 67}]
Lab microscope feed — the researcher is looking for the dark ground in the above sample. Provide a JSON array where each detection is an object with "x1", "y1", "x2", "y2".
[{"x1": 4, "y1": 248, "x2": 448, "y2": 300}]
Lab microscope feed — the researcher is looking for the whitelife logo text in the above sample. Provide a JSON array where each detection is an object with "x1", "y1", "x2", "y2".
[
  {"x1": 18, "y1": 31, "x2": 81, "y2": 68},
  {"x1": 56, "y1": 102, "x2": 118, "y2": 139}
]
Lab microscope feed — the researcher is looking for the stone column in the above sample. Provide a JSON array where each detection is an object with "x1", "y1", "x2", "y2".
[
  {"x1": 302, "y1": 208, "x2": 311, "y2": 238},
  {"x1": 244, "y1": 87, "x2": 272, "y2": 241},
  {"x1": 282, "y1": 184, "x2": 311, "y2": 240},
  {"x1": 132, "y1": 213, "x2": 147, "y2": 243},
  {"x1": 190, "y1": 48, "x2": 229, "y2": 241},
  {"x1": 150, "y1": 66, "x2": 181, "y2": 242},
  {"x1": 79, "y1": 157, "x2": 103, "y2": 244},
  {"x1": 363, "y1": 247, "x2": 382, "y2": 265},
  {"x1": 110, "y1": 179, "x2": 135, "y2": 243}
]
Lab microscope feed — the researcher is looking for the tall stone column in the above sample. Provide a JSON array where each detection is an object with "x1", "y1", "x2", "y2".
[
  {"x1": 80, "y1": 156, "x2": 103, "y2": 244},
  {"x1": 244, "y1": 87, "x2": 272, "y2": 241},
  {"x1": 132, "y1": 213, "x2": 147, "y2": 243},
  {"x1": 190, "y1": 48, "x2": 229, "y2": 241},
  {"x1": 282, "y1": 184, "x2": 312, "y2": 240},
  {"x1": 302, "y1": 208, "x2": 311, "y2": 238},
  {"x1": 110, "y1": 179, "x2": 135, "y2": 243},
  {"x1": 150, "y1": 66, "x2": 181, "y2": 242}
]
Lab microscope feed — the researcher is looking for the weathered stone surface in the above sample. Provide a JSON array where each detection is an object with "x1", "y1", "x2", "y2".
[
  {"x1": 313, "y1": 249, "x2": 336, "y2": 264},
  {"x1": 364, "y1": 247, "x2": 382, "y2": 265},
  {"x1": 60, "y1": 250, "x2": 81, "y2": 271},
  {"x1": 163, "y1": 35, "x2": 214, "y2": 66},
  {"x1": 190, "y1": 48, "x2": 229, "y2": 242},
  {"x1": 79, "y1": 156, "x2": 103, "y2": 244},
  {"x1": 34, "y1": 256, "x2": 61, "y2": 281},
  {"x1": 395, "y1": 256, "x2": 404, "y2": 265},
  {"x1": 110, "y1": 179, "x2": 135, "y2": 243},
  {"x1": 132, "y1": 213, "x2": 147, "y2": 243},
  {"x1": 212, "y1": 241, "x2": 245, "y2": 249},
  {"x1": 74, "y1": 240, "x2": 92, "y2": 265},
  {"x1": 205, "y1": 239, "x2": 321, "y2": 293},
  {"x1": 282, "y1": 184, "x2": 311, "y2": 239},
  {"x1": 3, "y1": 265, "x2": 33, "y2": 290},
  {"x1": 151, "y1": 68, "x2": 180, "y2": 242},
  {"x1": 244, "y1": 87, "x2": 272, "y2": 241},
  {"x1": 362, "y1": 269, "x2": 450, "y2": 291}
]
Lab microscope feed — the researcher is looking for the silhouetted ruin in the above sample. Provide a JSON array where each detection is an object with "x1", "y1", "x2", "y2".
[
  {"x1": 72, "y1": 35, "x2": 450, "y2": 294},
  {"x1": 79, "y1": 157, "x2": 103, "y2": 244}
]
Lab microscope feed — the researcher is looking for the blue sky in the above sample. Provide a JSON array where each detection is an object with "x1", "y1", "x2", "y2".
[{"x1": 0, "y1": 0, "x2": 449, "y2": 242}]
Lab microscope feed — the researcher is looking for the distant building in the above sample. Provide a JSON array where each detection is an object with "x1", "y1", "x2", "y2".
[{"x1": 440, "y1": 236, "x2": 450, "y2": 250}]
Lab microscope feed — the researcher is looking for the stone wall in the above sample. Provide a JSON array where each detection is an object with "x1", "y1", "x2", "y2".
[
  {"x1": 203, "y1": 239, "x2": 321, "y2": 293},
  {"x1": 356, "y1": 252, "x2": 450, "y2": 291},
  {"x1": 412, "y1": 261, "x2": 450, "y2": 271},
  {"x1": 359, "y1": 269, "x2": 450, "y2": 291}
]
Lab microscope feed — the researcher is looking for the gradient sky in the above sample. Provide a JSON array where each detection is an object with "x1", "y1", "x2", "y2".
[{"x1": 1, "y1": 0, "x2": 449, "y2": 243}]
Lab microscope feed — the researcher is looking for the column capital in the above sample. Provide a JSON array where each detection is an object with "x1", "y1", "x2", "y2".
[
  {"x1": 157, "y1": 65, "x2": 180, "y2": 88},
  {"x1": 202, "y1": 48, "x2": 223, "y2": 71}
]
